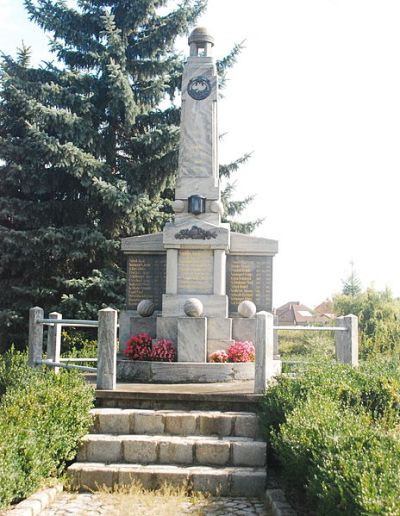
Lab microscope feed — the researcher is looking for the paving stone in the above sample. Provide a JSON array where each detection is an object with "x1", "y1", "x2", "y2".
[
  {"x1": 79, "y1": 464, "x2": 116, "y2": 491},
  {"x1": 86, "y1": 435, "x2": 122, "y2": 463},
  {"x1": 159, "y1": 437, "x2": 193, "y2": 464},
  {"x1": 195, "y1": 440, "x2": 230, "y2": 466},
  {"x1": 230, "y1": 469, "x2": 266, "y2": 497},
  {"x1": 199, "y1": 414, "x2": 233, "y2": 436},
  {"x1": 133, "y1": 410, "x2": 164, "y2": 434},
  {"x1": 92, "y1": 408, "x2": 133, "y2": 434},
  {"x1": 164, "y1": 413, "x2": 197, "y2": 435},
  {"x1": 232, "y1": 441, "x2": 266, "y2": 467},
  {"x1": 234, "y1": 414, "x2": 259, "y2": 438},
  {"x1": 123, "y1": 435, "x2": 158, "y2": 463},
  {"x1": 188, "y1": 467, "x2": 230, "y2": 496}
]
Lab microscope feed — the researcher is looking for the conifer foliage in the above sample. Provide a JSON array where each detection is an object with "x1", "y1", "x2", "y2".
[
  {"x1": 0, "y1": 0, "x2": 257, "y2": 349},
  {"x1": 0, "y1": 0, "x2": 206, "y2": 348}
]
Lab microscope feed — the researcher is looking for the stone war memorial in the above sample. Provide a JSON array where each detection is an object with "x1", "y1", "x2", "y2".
[{"x1": 119, "y1": 27, "x2": 281, "y2": 383}]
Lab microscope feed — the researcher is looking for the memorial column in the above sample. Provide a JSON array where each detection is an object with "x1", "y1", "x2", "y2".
[
  {"x1": 166, "y1": 249, "x2": 178, "y2": 294},
  {"x1": 213, "y1": 250, "x2": 226, "y2": 295}
]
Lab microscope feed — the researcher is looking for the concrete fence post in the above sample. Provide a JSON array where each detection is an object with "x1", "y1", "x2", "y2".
[
  {"x1": 335, "y1": 314, "x2": 359, "y2": 366},
  {"x1": 47, "y1": 312, "x2": 62, "y2": 373},
  {"x1": 28, "y1": 307, "x2": 44, "y2": 367},
  {"x1": 97, "y1": 307, "x2": 117, "y2": 390},
  {"x1": 254, "y1": 311, "x2": 274, "y2": 394},
  {"x1": 273, "y1": 314, "x2": 280, "y2": 359}
]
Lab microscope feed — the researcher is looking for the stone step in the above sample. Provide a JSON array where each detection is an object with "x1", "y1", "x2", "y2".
[
  {"x1": 77, "y1": 434, "x2": 266, "y2": 467},
  {"x1": 91, "y1": 408, "x2": 260, "y2": 438},
  {"x1": 68, "y1": 463, "x2": 266, "y2": 497}
]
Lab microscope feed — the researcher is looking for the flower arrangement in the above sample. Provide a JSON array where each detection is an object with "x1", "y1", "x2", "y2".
[
  {"x1": 209, "y1": 350, "x2": 229, "y2": 363},
  {"x1": 123, "y1": 333, "x2": 176, "y2": 362},
  {"x1": 208, "y1": 341, "x2": 255, "y2": 363},
  {"x1": 150, "y1": 339, "x2": 177, "y2": 362},
  {"x1": 124, "y1": 332, "x2": 152, "y2": 360},
  {"x1": 227, "y1": 340, "x2": 255, "y2": 362}
]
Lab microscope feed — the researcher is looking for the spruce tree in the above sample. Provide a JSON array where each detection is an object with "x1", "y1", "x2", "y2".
[
  {"x1": 0, "y1": 0, "x2": 206, "y2": 348},
  {"x1": 0, "y1": 0, "x2": 258, "y2": 348}
]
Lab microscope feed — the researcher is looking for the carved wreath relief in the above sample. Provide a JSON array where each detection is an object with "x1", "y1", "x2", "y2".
[
  {"x1": 175, "y1": 225, "x2": 217, "y2": 240},
  {"x1": 187, "y1": 76, "x2": 212, "y2": 100}
]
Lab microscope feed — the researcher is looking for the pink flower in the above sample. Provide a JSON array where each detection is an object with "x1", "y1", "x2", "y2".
[
  {"x1": 150, "y1": 339, "x2": 177, "y2": 362},
  {"x1": 227, "y1": 341, "x2": 255, "y2": 363},
  {"x1": 123, "y1": 332, "x2": 152, "y2": 361}
]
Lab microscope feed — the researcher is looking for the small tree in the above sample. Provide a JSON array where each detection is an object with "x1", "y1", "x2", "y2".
[
  {"x1": 341, "y1": 261, "x2": 362, "y2": 297},
  {"x1": 334, "y1": 288, "x2": 400, "y2": 358}
]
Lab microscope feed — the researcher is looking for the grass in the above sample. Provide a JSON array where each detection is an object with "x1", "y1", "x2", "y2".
[{"x1": 67, "y1": 481, "x2": 209, "y2": 515}]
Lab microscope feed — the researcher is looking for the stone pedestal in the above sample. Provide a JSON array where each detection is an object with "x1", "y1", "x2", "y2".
[{"x1": 178, "y1": 318, "x2": 207, "y2": 362}]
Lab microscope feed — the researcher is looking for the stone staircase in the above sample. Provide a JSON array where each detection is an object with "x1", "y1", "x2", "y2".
[{"x1": 68, "y1": 408, "x2": 267, "y2": 496}]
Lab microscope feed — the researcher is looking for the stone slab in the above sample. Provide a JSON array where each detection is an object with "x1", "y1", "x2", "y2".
[
  {"x1": 121, "y1": 232, "x2": 164, "y2": 252},
  {"x1": 156, "y1": 317, "x2": 178, "y2": 341},
  {"x1": 229, "y1": 232, "x2": 278, "y2": 255},
  {"x1": 178, "y1": 317, "x2": 207, "y2": 362},
  {"x1": 126, "y1": 254, "x2": 166, "y2": 310},
  {"x1": 226, "y1": 255, "x2": 273, "y2": 313},
  {"x1": 116, "y1": 361, "x2": 255, "y2": 383},
  {"x1": 159, "y1": 437, "x2": 193, "y2": 464},
  {"x1": 195, "y1": 441, "x2": 230, "y2": 465},
  {"x1": 207, "y1": 339, "x2": 234, "y2": 356},
  {"x1": 119, "y1": 314, "x2": 157, "y2": 353},
  {"x1": 123, "y1": 436, "x2": 158, "y2": 464},
  {"x1": 177, "y1": 249, "x2": 213, "y2": 295},
  {"x1": 207, "y1": 318, "x2": 232, "y2": 340},
  {"x1": 162, "y1": 294, "x2": 228, "y2": 318},
  {"x1": 232, "y1": 317, "x2": 257, "y2": 343},
  {"x1": 175, "y1": 212, "x2": 220, "y2": 226},
  {"x1": 231, "y1": 441, "x2": 266, "y2": 467},
  {"x1": 230, "y1": 469, "x2": 266, "y2": 497}
]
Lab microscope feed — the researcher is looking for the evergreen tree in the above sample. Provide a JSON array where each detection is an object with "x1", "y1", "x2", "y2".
[
  {"x1": 342, "y1": 261, "x2": 362, "y2": 297},
  {"x1": 0, "y1": 0, "x2": 254, "y2": 348},
  {"x1": 0, "y1": 0, "x2": 206, "y2": 348}
]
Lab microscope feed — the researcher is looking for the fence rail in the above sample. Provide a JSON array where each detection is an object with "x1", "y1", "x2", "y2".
[
  {"x1": 36, "y1": 359, "x2": 97, "y2": 373},
  {"x1": 38, "y1": 318, "x2": 99, "y2": 327},
  {"x1": 274, "y1": 325, "x2": 347, "y2": 332},
  {"x1": 28, "y1": 306, "x2": 117, "y2": 390}
]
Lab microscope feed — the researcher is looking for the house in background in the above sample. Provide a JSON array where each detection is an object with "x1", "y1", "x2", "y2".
[{"x1": 275, "y1": 301, "x2": 335, "y2": 326}]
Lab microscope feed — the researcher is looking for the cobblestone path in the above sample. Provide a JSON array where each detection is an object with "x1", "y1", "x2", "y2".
[{"x1": 40, "y1": 492, "x2": 269, "y2": 515}]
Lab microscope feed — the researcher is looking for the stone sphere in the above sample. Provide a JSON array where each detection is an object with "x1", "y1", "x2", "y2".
[
  {"x1": 184, "y1": 298, "x2": 204, "y2": 317},
  {"x1": 137, "y1": 299, "x2": 155, "y2": 317},
  {"x1": 238, "y1": 300, "x2": 256, "y2": 318}
]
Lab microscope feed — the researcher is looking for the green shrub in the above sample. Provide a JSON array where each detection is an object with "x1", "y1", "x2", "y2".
[
  {"x1": 272, "y1": 395, "x2": 400, "y2": 515},
  {"x1": 334, "y1": 288, "x2": 400, "y2": 359},
  {"x1": 261, "y1": 361, "x2": 400, "y2": 438},
  {"x1": 0, "y1": 352, "x2": 94, "y2": 508},
  {"x1": 262, "y1": 361, "x2": 400, "y2": 515}
]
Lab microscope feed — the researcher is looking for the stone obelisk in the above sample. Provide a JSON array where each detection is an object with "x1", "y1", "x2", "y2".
[{"x1": 121, "y1": 27, "x2": 279, "y2": 373}]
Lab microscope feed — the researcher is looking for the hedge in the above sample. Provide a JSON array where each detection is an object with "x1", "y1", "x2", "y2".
[
  {"x1": 0, "y1": 350, "x2": 94, "y2": 509},
  {"x1": 261, "y1": 361, "x2": 400, "y2": 515}
]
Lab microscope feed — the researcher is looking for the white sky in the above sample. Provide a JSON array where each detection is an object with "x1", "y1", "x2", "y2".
[{"x1": 1, "y1": 0, "x2": 399, "y2": 308}]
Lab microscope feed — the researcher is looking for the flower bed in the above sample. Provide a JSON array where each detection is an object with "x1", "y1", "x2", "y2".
[
  {"x1": 209, "y1": 341, "x2": 255, "y2": 363},
  {"x1": 124, "y1": 333, "x2": 176, "y2": 362}
]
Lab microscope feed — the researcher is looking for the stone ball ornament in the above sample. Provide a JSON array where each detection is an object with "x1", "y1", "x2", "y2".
[
  {"x1": 137, "y1": 299, "x2": 155, "y2": 317},
  {"x1": 238, "y1": 300, "x2": 257, "y2": 318},
  {"x1": 184, "y1": 298, "x2": 204, "y2": 317}
]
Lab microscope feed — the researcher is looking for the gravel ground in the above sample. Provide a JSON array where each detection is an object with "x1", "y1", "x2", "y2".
[{"x1": 40, "y1": 492, "x2": 270, "y2": 515}]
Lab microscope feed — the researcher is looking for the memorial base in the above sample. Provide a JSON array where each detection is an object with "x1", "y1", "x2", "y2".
[{"x1": 116, "y1": 360, "x2": 281, "y2": 383}]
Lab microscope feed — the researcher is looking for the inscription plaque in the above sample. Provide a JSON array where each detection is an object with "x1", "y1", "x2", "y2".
[
  {"x1": 226, "y1": 255, "x2": 273, "y2": 313},
  {"x1": 127, "y1": 254, "x2": 166, "y2": 310},
  {"x1": 178, "y1": 249, "x2": 213, "y2": 294}
]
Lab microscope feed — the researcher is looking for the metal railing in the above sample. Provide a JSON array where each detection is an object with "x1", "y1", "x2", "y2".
[{"x1": 28, "y1": 307, "x2": 118, "y2": 390}]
